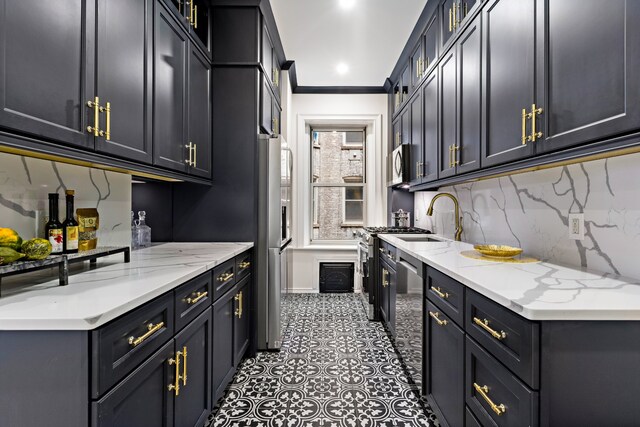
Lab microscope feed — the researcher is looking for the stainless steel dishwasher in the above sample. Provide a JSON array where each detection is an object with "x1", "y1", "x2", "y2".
[{"x1": 395, "y1": 251, "x2": 424, "y2": 393}]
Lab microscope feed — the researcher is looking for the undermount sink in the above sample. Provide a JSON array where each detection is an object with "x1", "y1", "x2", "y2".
[{"x1": 393, "y1": 235, "x2": 446, "y2": 243}]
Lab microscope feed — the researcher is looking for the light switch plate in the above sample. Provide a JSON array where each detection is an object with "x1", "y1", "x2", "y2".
[{"x1": 568, "y1": 213, "x2": 584, "y2": 240}]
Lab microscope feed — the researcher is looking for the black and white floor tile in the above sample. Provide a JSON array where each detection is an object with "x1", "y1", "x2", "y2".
[{"x1": 206, "y1": 294, "x2": 439, "y2": 427}]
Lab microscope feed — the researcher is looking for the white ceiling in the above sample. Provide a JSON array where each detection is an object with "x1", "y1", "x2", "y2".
[{"x1": 270, "y1": 0, "x2": 427, "y2": 87}]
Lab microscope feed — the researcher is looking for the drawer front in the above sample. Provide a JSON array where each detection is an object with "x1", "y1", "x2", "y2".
[
  {"x1": 465, "y1": 406, "x2": 482, "y2": 427},
  {"x1": 175, "y1": 271, "x2": 213, "y2": 332},
  {"x1": 235, "y1": 251, "x2": 252, "y2": 281},
  {"x1": 92, "y1": 293, "x2": 175, "y2": 398},
  {"x1": 465, "y1": 290, "x2": 539, "y2": 389},
  {"x1": 466, "y1": 337, "x2": 538, "y2": 427},
  {"x1": 213, "y1": 259, "x2": 236, "y2": 301},
  {"x1": 426, "y1": 267, "x2": 465, "y2": 326}
]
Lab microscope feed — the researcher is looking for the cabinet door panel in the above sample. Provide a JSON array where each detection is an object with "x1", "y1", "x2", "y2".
[
  {"x1": 409, "y1": 92, "x2": 423, "y2": 185},
  {"x1": 425, "y1": 301, "x2": 464, "y2": 427},
  {"x1": 92, "y1": 341, "x2": 174, "y2": 427},
  {"x1": 154, "y1": 4, "x2": 188, "y2": 172},
  {"x1": 212, "y1": 287, "x2": 236, "y2": 405},
  {"x1": 439, "y1": 50, "x2": 457, "y2": 178},
  {"x1": 234, "y1": 276, "x2": 251, "y2": 366},
  {"x1": 481, "y1": 0, "x2": 536, "y2": 167},
  {"x1": 538, "y1": 0, "x2": 640, "y2": 152},
  {"x1": 188, "y1": 44, "x2": 212, "y2": 178},
  {"x1": 262, "y1": 25, "x2": 274, "y2": 86},
  {"x1": 387, "y1": 265, "x2": 397, "y2": 337},
  {"x1": 379, "y1": 262, "x2": 390, "y2": 326},
  {"x1": 0, "y1": 0, "x2": 94, "y2": 148},
  {"x1": 175, "y1": 308, "x2": 212, "y2": 427},
  {"x1": 260, "y1": 77, "x2": 273, "y2": 135},
  {"x1": 456, "y1": 16, "x2": 481, "y2": 174},
  {"x1": 422, "y1": 71, "x2": 439, "y2": 182},
  {"x1": 96, "y1": 0, "x2": 152, "y2": 163},
  {"x1": 424, "y1": 13, "x2": 439, "y2": 75},
  {"x1": 410, "y1": 39, "x2": 424, "y2": 90}
]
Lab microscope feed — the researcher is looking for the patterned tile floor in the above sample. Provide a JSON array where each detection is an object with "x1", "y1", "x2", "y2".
[{"x1": 206, "y1": 294, "x2": 439, "y2": 427}]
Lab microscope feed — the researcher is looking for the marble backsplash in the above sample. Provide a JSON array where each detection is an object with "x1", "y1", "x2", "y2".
[
  {"x1": 414, "y1": 152, "x2": 640, "y2": 279},
  {"x1": 0, "y1": 153, "x2": 131, "y2": 247}
]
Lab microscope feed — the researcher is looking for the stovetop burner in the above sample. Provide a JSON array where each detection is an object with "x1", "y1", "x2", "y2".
[{"x1": 363, "y1": 226, "x2": 431, "y2": 235}]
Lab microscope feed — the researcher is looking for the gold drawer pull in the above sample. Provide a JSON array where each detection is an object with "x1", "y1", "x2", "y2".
[
  {"x1": 431, "y1": 286, "x2": 449, "y2": 299},
  {"x1": 217, "y1": 272, "x2": 234, "y2": 282},
  {"x1": 99, "y1": 101, "x2": 111, "y2": 141},
  {"x1": 168, "y1": 349, "x2": 183, "y2": 396},
  {"x1": 382, "y1": 269, "x2": 389, "y2": 287},
  {"x1": 473, "y1": 317, "x2": 507, "y2": 340},
  {"x1": 239, "y1": 261, "x2": 251, "y2": 269},
  {"x1": 429, "y1": 311, "x2": 447, "y2": 326},
  {"x1": 87, "y1": 96, "x2": 101, "y2": 136},
  {"x1": 473, "y1": 383, "x2": 506, "y2": 416},
  {"x1": 531, "y1": 103, "x2": 543, "y2": 142},
  {"x1": 186, "y1": 291, "x2": 208, "y2": 305},
  {"x1": 181, "y1": 346, "x2": 188, "y2": 386},
  {"x1": 128, "y1": 321, "x2": 164, "y2": 347}
]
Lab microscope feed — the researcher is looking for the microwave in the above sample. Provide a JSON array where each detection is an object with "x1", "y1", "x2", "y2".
[{"x1": 388, "y1": 144, "x2": 410, "y2": 186}]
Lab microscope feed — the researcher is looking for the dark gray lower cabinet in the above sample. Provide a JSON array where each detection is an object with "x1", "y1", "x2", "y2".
[
  {"x1": 175, "y1": 308, "x2": 212, "y2": 427},
  {"x1": 234, "y1": 276, "x2": 251, "y2": 366},
  {"x1": 212, "y1": 285, "x2": 237, "y2": 404},
  {"x1": 425, "y1": 301, "x2": 464, "y2": 427},
  {"x1": 92, "y1": 340, "x2": 175, "y2": 427}
]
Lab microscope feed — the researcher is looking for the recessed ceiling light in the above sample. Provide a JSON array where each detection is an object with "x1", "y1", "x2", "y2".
[
  {"x1": 336, "y1": 63, "x2": 349, "y2": 75},
  {"x1": 338, "y1": 0, "x2": 356, "y2": 10}
]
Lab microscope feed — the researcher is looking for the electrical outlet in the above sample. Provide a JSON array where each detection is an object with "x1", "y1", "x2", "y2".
[{"x1": 568, "y1": 213, "x2": 584, "y2": 240}]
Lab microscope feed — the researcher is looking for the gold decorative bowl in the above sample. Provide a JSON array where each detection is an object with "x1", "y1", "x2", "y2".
[{"x1": 473, "y1": 244, "x2": 523, "y2": 259}]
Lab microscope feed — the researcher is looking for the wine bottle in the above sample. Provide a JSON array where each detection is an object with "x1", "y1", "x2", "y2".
[
  {"x1": 45, "y1": 193, "x2": 64, "y2": 255},
  {"x1": 63, "y1": 190, "x2": 79, "y2": 254}
]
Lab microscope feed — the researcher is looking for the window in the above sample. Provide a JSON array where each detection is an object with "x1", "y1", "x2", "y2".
[{"x1": 311, "y1": 129, "x2": 366, "y2": 241}]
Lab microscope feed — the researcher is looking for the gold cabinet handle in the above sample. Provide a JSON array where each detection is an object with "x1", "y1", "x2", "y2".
[
  {"x1": 186, "y1": 291, "x2": 208, "y2": 305},
  {"x1": 382, "y1": 269, "x2": 389, "y2": 287},
  {"x1": 99, "y1": 101, "x2": 111, "y2": 141},
  {"x1": 530, "y1": 103, "x2": 543, "y2": 142},
  {"x1": 193, "y1": 143, "x2": 197, "y2": 168},
  {"x1": 455, "y1": 2, "x2": 461, "y2": 27},
  {"x1": 168, "y1": 350, "x2": 183, "y2": 396},
  {"x1": 449, "y1": 7, "x2": 453, "y2": 32},
  {"x1": 473, "y1": 317, "x2": 507, "y2": 340},
  {"x1": 234, "y1": 291, "x2": 243, "y2": 318},
  {"x1": 181, "y1": 346, "x2": 188, "y2": 386},
  {"x1": 431, "y1": 286, "x2": 449, "y2": 299},
  {"x1": 452, "y1": 3, "x2": 457, "y2": 29},
  {"x1": 217, "y1": 272, "x2": 234, "y2": 282},
  {"x1": 87, "y1": 96, "x2": 100, "y2": 136},
  {"x1": 429, "y1": 311, "x2": 448, "y2": 326},
  {"x1": 239, "y1": 261, "x2": 251, "y2": 269},
  {"x1": 185, "y1": 142, "x2": 193, "y2": 166},
  {"x1": 522, "y1": 108, "x2": 532, "y2": 145},
  {"x1": 473, "y1": 383, "x2": 506, "y2": 416},
  {"x1": 129, "y1": 321, "x2": 164, "y2": 347},
  {"x1": 194, "y1": 4, "x2": 198, "y2": 29},
  {"x1": 452, "y1": 145, "x2": 460, "y2": 166},
  {"x1": 189, "y1": 0, "x2": 194, "y2": 26},
  {"x1": 448, "y1": 144, "x2": 453, "y2": 168}
]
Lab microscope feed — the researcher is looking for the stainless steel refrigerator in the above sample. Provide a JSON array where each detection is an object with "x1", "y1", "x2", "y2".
[{"x1": 257, "y1": 135, "x2": 292, "y2": 350}]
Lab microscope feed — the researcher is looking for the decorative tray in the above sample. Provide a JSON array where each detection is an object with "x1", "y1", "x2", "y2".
[{"x1": 0, "y1": 246, "x2": 130, "y2": 297}]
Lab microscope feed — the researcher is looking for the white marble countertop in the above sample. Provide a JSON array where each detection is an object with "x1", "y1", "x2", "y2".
[
  {"x1": 378, "y1": 234, "x2": 640, "y2": 321},
  {"x1": 0, "y1": 242, "x2": 253, "y2": 330}
]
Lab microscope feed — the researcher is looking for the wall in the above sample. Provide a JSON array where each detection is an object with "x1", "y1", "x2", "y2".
[
  {"x1": 414, "y1": 153, "x2": 640, "y2": 279},
  {"x1": 0, "y1": 153, "x2": 131, "y2": 247},
  {"x1": 286, "y1": 79, "x2": 388, "y2": 292}
]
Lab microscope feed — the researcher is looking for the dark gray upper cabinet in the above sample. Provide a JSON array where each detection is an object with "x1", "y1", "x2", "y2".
[
  {"x1": 392, "y1": 118, "x2": 401, "y2": 150},
  {"x1": 187, "y1": 44, "x2": 212, "y2": 178},
  {"x1": 260, "y1": 75, "x2": 281, "y2": 138},
  {"x1": 401, "y1": 64, "x2": 411, "y2": 105},
  {"x1": 164, "y1": 0, "x2": 211, "y2": 55},
  {"x1": 410, "y1": 38, "x2": 424, "y2": 91},
  {"x1": 441, "y1": 0, "x2": 479, "y2": 50},
  {"x1": 0, "y1": 0, "x2": 95, "y2": 149},
  {"x1": 261, "y1": 25, "x2": 274, "y2": 86},
  {"x1": 154, "y1": 3, "x2": 189, "y2": 173},
  {"x1": 425, "y1": 301, "x2": 464, "y2": 427},
  {"x1": 439, "y1": 49, "x2": 457, "y2": 179},
  {"x1": 95, "y1": 0, "x2": 153, "y2": 164},
  {"x1": 393, "y1": 79, "x2": 402, "y2": 114},
  {"x1": 481, "y1": 0, "x2": 537, "y2": 167},
  {"x1": 174, "y1": 308, "x2": 212, "y2": 427},
  {"x1": 455, "y1": 15, "x2": 481, "y2": 174},
  {"x1": 536, "y1": 0, "x2": 640, "y2": 153},
  {"x1": 401, "y1": 108, "x2": 410, "y2": 147},
  {"x1": 422, "y1": 70, "x2": 439, "y2": 183},
  {"x1": 409, "y1": 91, "x2": 423, "y2": 185},
  {"x1": 424, "y1": 12, "x2": 439, "y2": 77}
]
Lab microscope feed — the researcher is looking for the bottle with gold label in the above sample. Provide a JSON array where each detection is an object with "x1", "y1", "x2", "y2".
[
  {"x1": 45, "y1": 193, "x2": 64, "y2": 255},
  {"x1": 63, "y1": 190, "x2": 79, "y2": 254}
]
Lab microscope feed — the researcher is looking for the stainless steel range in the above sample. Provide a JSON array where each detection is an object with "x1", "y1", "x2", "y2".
[{"x1": 356, "y1": 226, "x2": 430, "y2": 320}]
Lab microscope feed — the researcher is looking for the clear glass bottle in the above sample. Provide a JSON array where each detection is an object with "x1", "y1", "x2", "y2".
[
  {"x1": 131, "y1": 211, "x2": 139, "y2": 249},
  {"x1": 136, "y1": 211, "x2": 151, "y2": 247}
]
